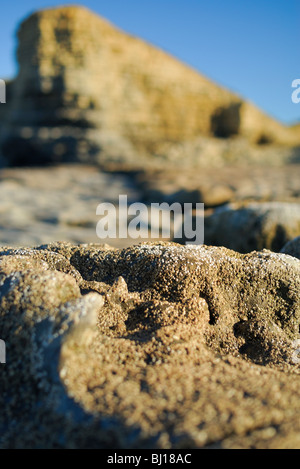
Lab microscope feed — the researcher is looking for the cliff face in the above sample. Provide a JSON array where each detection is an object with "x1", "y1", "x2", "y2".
[{"x1": 0, "y1": 6, "x2": 298, "y2": 166}]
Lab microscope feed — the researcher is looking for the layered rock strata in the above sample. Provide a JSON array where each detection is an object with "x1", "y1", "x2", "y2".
[{"x1": 0, "y1": 6, "x2": 298, "y2": 166}]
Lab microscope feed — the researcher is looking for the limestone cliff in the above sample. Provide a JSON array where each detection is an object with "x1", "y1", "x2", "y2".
[{"x1": 0, "y1": 5, "x2": 298, "y2": 166}]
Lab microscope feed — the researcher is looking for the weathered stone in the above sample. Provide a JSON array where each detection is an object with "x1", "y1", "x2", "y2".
[
  {"x1": 1, "y1": 241, "x2": 300, "y2": 448},
  {"x1": 0, "y1": 6, "x2": 298, "y2": 166},
  {"x1": 203, "y1": 202, "x2": 300, "y2": 253},
  {"x1": 281, "y1": 236, "x2": 300, "y2": 259}
]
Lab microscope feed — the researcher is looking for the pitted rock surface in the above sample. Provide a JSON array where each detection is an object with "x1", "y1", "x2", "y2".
[{"x1": 1, "y1": 241, "x2": 300, "y2": 448}]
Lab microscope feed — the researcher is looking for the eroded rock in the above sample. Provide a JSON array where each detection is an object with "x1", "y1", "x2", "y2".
[
  {"x1": 0, "y1": 6, "x2": 298, "y2": 166},
  {"x1": 1, "y1": 242, "x2": 300, "y2": 448}
]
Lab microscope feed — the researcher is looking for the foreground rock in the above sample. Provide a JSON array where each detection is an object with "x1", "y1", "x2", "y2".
[
  {"x1": 1, "y1": 241, "x2": 300, "y2": 449},
  {"x1": 0, "y1": 5, "x2": 299, "y2": 167}
]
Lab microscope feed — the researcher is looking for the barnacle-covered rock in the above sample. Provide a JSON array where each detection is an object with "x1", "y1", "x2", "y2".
[{"x1": 0, "y1": 242, "x2": 300, "y2": 449}]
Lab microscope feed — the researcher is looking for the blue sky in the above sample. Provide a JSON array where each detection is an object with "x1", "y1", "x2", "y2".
[{"x1": 1, "y1": 0, "x2": 299, "y2": 124}]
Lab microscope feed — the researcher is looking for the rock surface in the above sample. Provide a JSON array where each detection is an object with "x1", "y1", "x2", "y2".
[
  {"x1": 0, "y1": 5, "x2": 299, "y2": 166},
  {"x1": 1, "y1": 241, "x2": 300, "y2": 449},
  {"x1": 136, "y1": 164, "x2": 300, "y2": 207},
  {"x1": 203, "y1": 202, "x2": 300, "y2": 253},
  {"x1": 281, "y1": 236, "x2": 300, "y2": 259},
  {"x1": 0, "y1": 164, "x2": 299, "y2": 252},
  {"x1": 0, "y1": 164, "x2": 144, "y2": 248}
]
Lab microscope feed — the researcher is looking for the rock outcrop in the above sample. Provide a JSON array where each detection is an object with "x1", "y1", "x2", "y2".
[
  {"x1": 1, "y1": 241, "x2": 300, "y2": 448},
  {"x1": 0, "y1": 5, "x2": 299, "y2": 166},
  {"x1": 281, "y1": 236, "x2": 300, "y2": 259}
]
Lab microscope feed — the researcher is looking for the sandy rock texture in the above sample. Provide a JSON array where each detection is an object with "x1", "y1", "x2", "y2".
[
  {"x1": 0, "y1": 5, "x2": 299, "y2": 166},
  {"x1": 1, "y1": 241, "x2": 300, "y2": 449}
]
